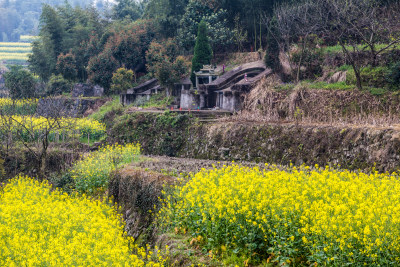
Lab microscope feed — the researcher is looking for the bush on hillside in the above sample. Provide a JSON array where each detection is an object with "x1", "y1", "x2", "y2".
[
  {"x1": 346, "y1": 66, "x2": 390, "y2": 89},
  {"x1": 46, "y1": 74, "x2": 71, "y2": 96},
  {"x1": 291, "y1": 48, "x2": 323, "y2": 80},
  {"x1": 110, "y1": 67, "x2": 135, "y2": 95},
  {"x1": 4, "y1": 65, "x2": 36, "y2": 99},
  {"x1": 387, "y1": 62, "x2": 400, "y2": 90}
]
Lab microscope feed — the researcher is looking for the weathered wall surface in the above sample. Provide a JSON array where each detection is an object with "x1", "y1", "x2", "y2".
[
  {"x1": 110, "y1": 112, "x2": 400, "y2": 172},
  {"x1": 2, "y1": 146, "x2": 80, "y2": 180},
  {"x1": 181, "y1": 122, "x2": 400, "y2": 172}
]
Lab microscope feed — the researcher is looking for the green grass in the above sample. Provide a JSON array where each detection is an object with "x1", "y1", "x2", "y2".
[
  {"x1": 337, "y1": 65, "x2": 353, "y2": 72},
  {"x1": 322, "y1": 43, "x2": 400, "y2": 55},
  {"x1": 88, "y1": 96, "x2": 122, "y2": 122},
  {"x1": 305, "y1": 81, "x2": 354, "y2": 90},
  {"x1": 368, "y1": 87, "x2": 388, "y2": 96},
  {"x1": 142, "y1": 92, "x2": 173, "y2": 109}
]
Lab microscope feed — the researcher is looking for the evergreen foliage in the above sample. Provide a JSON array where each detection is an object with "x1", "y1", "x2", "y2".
[
  {"x1": 4, "y1": 65, "x2": 36, "y2": 99},
  {"x1": 0, "y1": 0, "x2": 98, "y2": 42},
  {"x1": 56, "y1": 53, "x2": 77, "y2": 81},
  {"x1": 177, "y1": 0, "x2": 233, "y2": 51},
  {"x1": 387, "y1": 62, "x2": 400, "y2": 91},
  {"x1": 46, "y1": 74, "x2": 71, "y2": 96},
  {"x1": 87, "y1": 49, "x2": 119, "y2": 93},
  {"x1": 112, "y1": 0, "x2": 142, "y2": 21},
  {"x1": 190, "y1": 21, "x2": 212, "y2": 85},
  {"x1": 111, "y1": 68, "x2": 135, "y2": 94},
  {"x1": 146, "y1": 38, "x2": 179, "y2": 76},
  {"x1": 155, "y1": 56, "x2": 188, "y2": 96}
]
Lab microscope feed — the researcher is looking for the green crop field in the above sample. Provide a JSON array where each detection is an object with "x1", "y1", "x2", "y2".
[{"x1": 0, "y1": 42, "x2": 32, "y2": 65}]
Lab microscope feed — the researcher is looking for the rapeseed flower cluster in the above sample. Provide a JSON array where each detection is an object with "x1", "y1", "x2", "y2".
[
  {"x1": 0, "y1": 176, "x2": 164, "y2": 266},
  {"x1": 0, "y1": 98, "x2": 37, "y2": 115},
  {"x1": 71, "y1": 143, "x2": 141, "y2": 194},
  {"x1": 0, "y1": 115, "x2": 106, "y2": 141},
  {"x1": 161, "y1": 164, "x2": 400, "y2": 265}
]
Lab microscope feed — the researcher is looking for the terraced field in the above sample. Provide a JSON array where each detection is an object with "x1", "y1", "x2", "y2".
[{"x1": 0, "y1": 42, "x2": 32, "y2": 65}]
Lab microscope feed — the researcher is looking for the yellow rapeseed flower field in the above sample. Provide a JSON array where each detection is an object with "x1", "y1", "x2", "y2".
[
  {"x1": 0, "y1": 98, "x2": 38, "y2": 115},
  {"x1": 0, "y1": 115, "x2": 106, "y2": 141},
  {"x1": 71, "y1": 143, "x2": 141, "y2": 194},
  {"x1": 0, "y1": 176, "x2": 164, "y2": 266},
  {"x1": 0, "y1": 52, "x2": 29, "y2": 60},
  {"x1": 0, "y1": 46, "x2": 32, "y2": 53},
  {"x1": 0, "y1": 98, "x2": 37, "y2": 106},
  {"x1": 0, "y1": 42, "x2": 31, "y2": 47},
  {"x1": 161, "y1": 164, "x2": 400, "y2": 265}
]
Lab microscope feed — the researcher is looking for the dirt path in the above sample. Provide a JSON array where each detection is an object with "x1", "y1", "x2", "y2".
[{"x1": 130, "y1": 156, "x2": 269, "y2": 176}]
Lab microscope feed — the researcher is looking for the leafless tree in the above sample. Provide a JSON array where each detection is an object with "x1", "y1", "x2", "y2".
[
  {"x1": 268, "y1": 0, "x2": 400, "y2": 89},
  {"x1": 0, "y1": 97, "x2": 79, "y2": 179},
  {"x1": 272, "y1": 1, "x2": 325, "y2": 82}
]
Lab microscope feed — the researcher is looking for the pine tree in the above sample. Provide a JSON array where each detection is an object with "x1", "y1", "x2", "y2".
[{"x1": 191, "y1": 20, "x2": 212, "y2": 85}]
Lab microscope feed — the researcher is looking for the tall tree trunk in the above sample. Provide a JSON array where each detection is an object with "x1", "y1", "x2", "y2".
[
  {"x1": 340, "y1": 41, "x2": 363, "y2": 90},
  {"x1": 353, "y1": 65, "x2": 363, "y2": 90}
]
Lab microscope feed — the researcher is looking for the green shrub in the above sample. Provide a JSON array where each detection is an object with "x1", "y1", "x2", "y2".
[
  {"x1": 291, "y1": 48, "x2": 323, "y2": 80},
  {"x1": 49, "y1": 172, "x2": 75, "y2": 194},
  {"x1": 46, "y1": 74, "x2": 72, "y2": 96},
  {"x1": 346, "y1": 66, "x2": 390, "y2": 88},
  {"x1": 110, "y1": 67, "x2": 134, "y2": 95},
  {"x1": 387, "y1": 62, "x2": 400, "y2": 91},
  {"x1": 4, "y1": 65, "x2": 37, "y2": 99}
]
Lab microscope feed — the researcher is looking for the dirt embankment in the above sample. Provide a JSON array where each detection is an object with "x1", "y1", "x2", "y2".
[
  {"x1": 241, "y1": 76, "x2": 400, "y2": 126},
  {"x1": 108, "y1": 111, "x2": 400, "y2": 173}
]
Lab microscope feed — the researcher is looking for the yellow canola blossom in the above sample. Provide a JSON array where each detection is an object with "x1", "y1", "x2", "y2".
[
  {"x1": 0, "y1": 115, "x2": 106, "y2": 140},
  {"x1": 71, "y1": 143, "x2": 141, "y2": 194},
  {"x1": 0, "y1": 98, "x2": 37, "y2": 107},
  {"x1": 0, "y1": 52, "x2": 29, "y2": 60},
  {"x1": 0, "y1": 176, "x2": 162, "y2": 266},
  {"x1": 163, "y1": 165, "x2": 400, "y2": 265},
  {"x1": 0, "y1": 46, "x2": 32, "y2": 52},
  {"x1": 0, "y1": 42, "x2": 32, "y2": 47},
  {"x1": 0, "y1": 98, "x2": 38, "y2": 115}
]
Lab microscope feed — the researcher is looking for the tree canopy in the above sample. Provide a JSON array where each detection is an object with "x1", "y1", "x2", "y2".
[{"x1": 191, "y1": 20, "x2": 212, "y2": 84}]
